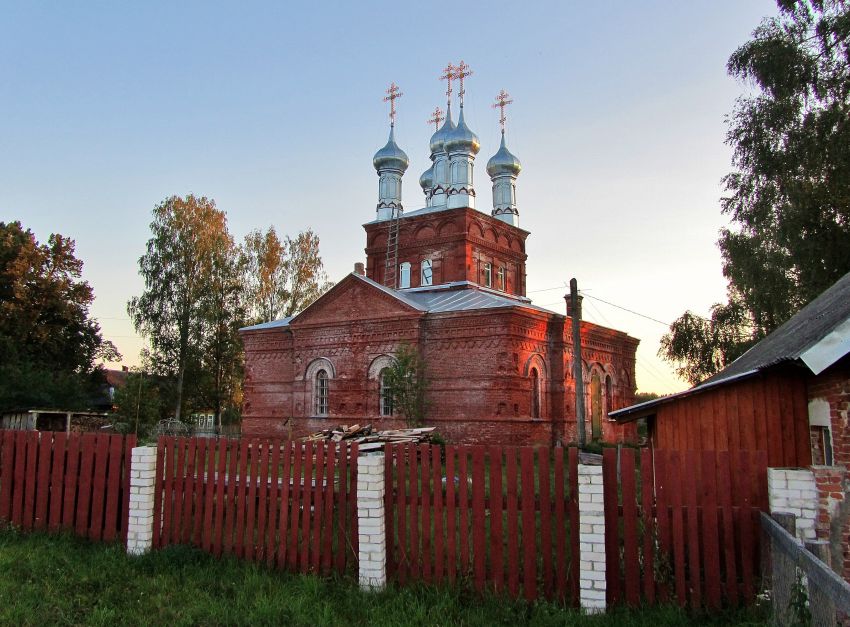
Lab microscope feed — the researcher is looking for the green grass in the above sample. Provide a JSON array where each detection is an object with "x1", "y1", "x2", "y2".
[{"x1": 0, "y1": 528, "x2": 769, "y2": 626}]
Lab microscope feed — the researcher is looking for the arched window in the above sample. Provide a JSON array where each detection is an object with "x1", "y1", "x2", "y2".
[
  {"x1": 531, "y1": 367, "x2": 540, "y2": 419},
  {"x1": 314, "y1": 369, "x2": 329, "y2": 416},
  {"x1": 379, "y1": 368, "x2": 394, "y2": 416},
  {"x1": 605, "y1": 375, "x2": 613, "y2": 414},
  {"x1": 399, "y1": 262, "x2": 411, "y2": 288},
  {"x1": 421, "y1": 259, "x2": 433, "y2": 286},
  {"x1": 590, "y1": 372, "x2": 602, "y2": 440}
]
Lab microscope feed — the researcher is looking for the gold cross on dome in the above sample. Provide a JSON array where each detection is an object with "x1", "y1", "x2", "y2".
[
  {"x1": 439, "y1": 63, "x2": 457, "y2": 101},
  {"x1": 427, "y1": 106, "x2": 444, "y2": 131},
  {"x1": 492, "y1": 90, "x2": 513, "y2": 132},
  {"x1": 383, "y1": 82, "x2": 403, "y2": 127},
  {"x1": 455, "y1": 60, "x2": 473, "y2": 106}
]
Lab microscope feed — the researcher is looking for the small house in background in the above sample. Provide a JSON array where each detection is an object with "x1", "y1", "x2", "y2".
[{"x1": 611, "y1": 269, "x2": 850, "y2": 580}]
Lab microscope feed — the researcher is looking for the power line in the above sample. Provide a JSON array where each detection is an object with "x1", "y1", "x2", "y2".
[{"x1": 581, "y1": 293, "x2": 671, "y2": 327}]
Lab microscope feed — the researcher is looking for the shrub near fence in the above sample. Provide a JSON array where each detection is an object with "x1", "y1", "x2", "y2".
[
  {"x1": 153, "y1": 437, "x2": 359, "y2": 576},
  {"x1": 384, "y1": 444, "x2": 581, "y2": 604},
  {"x1": 603, "y1": 448, "x2": 768, "y2": 610},
  {"x1": 0, "y1": 431, "x2": 135, "y2": 541}
]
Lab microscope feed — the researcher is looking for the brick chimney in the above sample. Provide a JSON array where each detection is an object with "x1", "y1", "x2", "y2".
[{"x1": 354, "y1": 262, "x2": 365, "y2": 276}]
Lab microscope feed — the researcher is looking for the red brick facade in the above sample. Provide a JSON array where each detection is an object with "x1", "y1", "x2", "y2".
[
  {"x1": 807, "y1": 356, "x2": 850, "y2": 580},
  {"x1": 241, "y1": 206, "x2": 639, "y2": 446}
]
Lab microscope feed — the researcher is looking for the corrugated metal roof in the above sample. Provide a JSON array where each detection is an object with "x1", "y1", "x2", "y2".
[{"x1": 405, "y1": 288, "x2": 557, "y2": 315}]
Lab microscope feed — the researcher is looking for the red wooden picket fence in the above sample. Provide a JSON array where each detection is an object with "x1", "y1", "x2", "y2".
[
  {"x1": 603, "y1": 448, "x2": 768, "y2": 609},
  {"x1": 0, "y1": 431, "x2": 136, "y2": 541},
  {"x1": 384, "y1": 444, "x2": 581, "y2": 604},
  {"x1": 153, "y1": 437, "x2": 359, "y2": 576}
]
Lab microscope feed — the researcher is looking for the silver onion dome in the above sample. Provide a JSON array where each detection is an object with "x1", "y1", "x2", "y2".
[
  {"x1": 429, "y1": 102, "x2": 456, "y2": 154},
  {"x1": 444, "y1": 107, "x2": 480, "y2": 155},
  {"x1": 419, "y1": 164, "x2": 434, "y2": 190},
  {"x1": 486, "y1": 132, "x2": 521, "y2": 177},
  {"x1": 373, "y1": 127, "x2": 410, "y2": 173}
]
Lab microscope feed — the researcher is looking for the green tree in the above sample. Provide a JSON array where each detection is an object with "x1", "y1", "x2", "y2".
[
  {"x1": 661, "y1": 0, "x2": 850, "y2": 384},
  {"x1": 241, "y1": 227, "x2": 331, "y2": 324},
  {"x1": 384, "y1": 344, "x2": 428, "y2": 427},
  {"x1": 128, "y1": 195, "x2": 234, "y2": 421},
  {"x1": 111, "y1": 369, "x2": 166, "y2": 438},
  {"x1": 0, "y1": 221, "x2": 119, "y2": 410},
  {"x1": 196, "y1": 231, "x2": 245, "y2": 424}
]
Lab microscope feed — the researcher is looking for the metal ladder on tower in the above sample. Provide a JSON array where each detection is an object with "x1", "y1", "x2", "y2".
[{"x1": 384, "y1": 208, "x2": 401, "y2": 289}]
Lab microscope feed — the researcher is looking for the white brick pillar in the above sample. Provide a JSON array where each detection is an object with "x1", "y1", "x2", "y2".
[
  {"x1": 357, "y1": 452, "x2": 386, "y2": 590},
  {"x1": 578, "y1": 463, "x2": 606, "y2": 612},
  {"x1": 126, "y1": 445, "x2": 157, "y2": 555},
  {"x1": 767, "y1": 467, "x2": 818, "y2": 542}
]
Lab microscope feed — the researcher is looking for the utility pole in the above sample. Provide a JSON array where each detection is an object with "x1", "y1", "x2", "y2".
[{"x1": 568, "y1": 278, "x2": 587, "y2": 447}]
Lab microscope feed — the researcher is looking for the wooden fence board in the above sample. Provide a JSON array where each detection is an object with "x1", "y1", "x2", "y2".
[
  {"x1": 214, "y1": 438, "x2": 228, "y2": 558},
  {"x1": 621, "y1": 448, "x2": 639, "y2": 606},
  {"x1": 432, "y1": 445, "x2": 444, "y2": 584},
  {"x1": 203, "y1": 439, "x2": 217, "y2": 553},
  {"x1": 488, "y1": 446, "x2": 503, "y2": 593},
  {"x1": 89, "y1": 435, "x2": 110, "y2": 540},
  {"x1": 333, "y1": 442, "x2": 346, "y2": 574},
  {"x1": 75, "y1": 434, "x2": 96, "y2": 537},
  {"x1": 701, "y1": 450, "x2": 721, "y2": 609},
  {"x1": 48, "y1": 432, "x2": 66, "y2": 532},
  {"x1": 321, "y1": 442, "x2": 335, "y2": 575},
  {"x1": 421, "y1": 444, "x2": 432, "y2": 583},
  {"x1": 471, "y1": 446, "x2": 486, "y2": 593},
  {"x1": 103, "y1": 435, "x2": 123, "y2": 542},
  {"x1": 457, "y1": 448, "x2": 469, "y2": 577},
  {"x1": 506, "y1": 446, "x2": 520, "y2": 598},
  {"x1": 34, "y1": 433, "x2": 52, "y2": 531},
  {"x1": 640, "y1": 448, "x2": 655, "y2": 604},
  {"x1": 538, "y1": 451, "x2": 553, "y2": 598},
  {"x1": 554, "y1": 447, "x2": 566, "y2": 600},
  {"x1": 0, "y1": 431, "x2": 15, "y2": 522},
  {"x1": 23, "y1": 431, "x2": 39, "y2": 531},
  {"x1": 445, "y1": 445, "x2": 456, "y2": 585},
  {"x1": 520, "y1": 447, "x2": 535, "y2": 600},
  {"x1": 568, "y1": 447, "x2": 580, "y2": 605},
  {"x1": 668, "y1": 451, "x2": 687, "y2": 606},
  {"x1": 192, "y1": 439, "x2": 207, "y2": 547},
  {"x1": 603, "y1": 447, "x2": 620, "y2": 605},
  {"x1": 61, "y1": 434, "x2": 79, "y2": 530}
]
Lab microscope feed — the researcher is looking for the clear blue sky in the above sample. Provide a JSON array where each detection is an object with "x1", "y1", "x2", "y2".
[{"x1": 1, "y1": 1, "x2": 777, "y2": 394}]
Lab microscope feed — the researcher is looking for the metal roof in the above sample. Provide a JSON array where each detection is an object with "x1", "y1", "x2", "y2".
[
  {"x1": 239, "y1": 274, "x2": 557, "y2": 332},
  {"x1": 610, "y1": 269, "x2": 850, "y2": 422}
]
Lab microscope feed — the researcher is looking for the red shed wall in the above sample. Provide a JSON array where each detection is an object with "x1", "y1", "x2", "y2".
[{"x1": 650, "y1": 369, "x2": 812, "y2": 468}]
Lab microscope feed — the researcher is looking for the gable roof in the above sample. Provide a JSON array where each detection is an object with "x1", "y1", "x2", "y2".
[
  {"x1": 610, "y1": 269, "x2": 850, "y2": 422},
  {"x1": 239, "y1": 273, "x2": 559, "y2": 332},
  {"x1": 705, "y1": 269, "x2": 850, "y2": 384}
]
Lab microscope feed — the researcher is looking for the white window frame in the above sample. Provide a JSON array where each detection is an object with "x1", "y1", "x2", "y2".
[
  {"x1": 379, "y1": 368, "x2": 394, "y2": 417},
  {"x1": 399, "y1": 262, "x2": 411, "y2": 288},
  {"x1": 314, "y1": 369, "x2": 329, "y2": 416},
  {"x1": 421, "y1": 259, "x2": 433, "y2": 286},
  {"x1": 483, "y1": 262, "x2": 492, "y2": 288}
]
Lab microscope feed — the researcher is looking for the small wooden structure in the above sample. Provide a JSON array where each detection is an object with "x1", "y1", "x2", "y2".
[{"x1": 611, "y1": 270, "x2": 850, "y2": 469}]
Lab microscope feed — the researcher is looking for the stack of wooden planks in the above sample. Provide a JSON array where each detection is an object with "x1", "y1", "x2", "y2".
[{"x1": 301, "y1": 424, "x2": 437, "y2": 451}]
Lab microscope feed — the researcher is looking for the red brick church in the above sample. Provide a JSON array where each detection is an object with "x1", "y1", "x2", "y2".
[{"x1": 241, "y1": 66, "x2": 639, "y2": 445}]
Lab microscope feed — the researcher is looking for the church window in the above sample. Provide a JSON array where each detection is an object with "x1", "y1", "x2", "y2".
[
  {"x1": 590, "y1": 372, "x2": 602, "y2": 441},
  {"x1": 483, "y1": 262, "x2": 492, "y2": 288},
  {"x1": 379, "y1": 368, "x2": 394, "y2": 416},
  {"x1": 531, "y1": 368, "x2": 540, "y2": 419},
  {"x1": 497, "y1": 266, "x2": 506, "y2": 291},
  {"x1": 421, "y1": 259, "x2": 433, "y2": 286},
  {"x1": 399, "y1": 262, "x2": 411, "y2": 288},
  {"x1": 314, "y1": 369, "x2": 329, "y2": 416}
]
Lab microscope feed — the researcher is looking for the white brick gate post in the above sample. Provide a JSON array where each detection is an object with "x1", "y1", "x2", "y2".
[
  {"x1": 357, "y1": 452, "x2": 386, "y2": 590},
  {"x1": 126, "y1": 445, "x2": 157, "y2": 555},
  {"x1": 578, "y1": 463, "x2": 606, "y2": 612}
]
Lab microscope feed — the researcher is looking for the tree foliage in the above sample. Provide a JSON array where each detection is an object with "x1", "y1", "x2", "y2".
[
  {"x1": 661, "y1": 0, "x2": 850, "y2": 384},
  {"x1": 128, "y1": 195, "x2": 239, "y2": 421},
  {"x1": 384, "y1": 344, "x2": 429, "y2": 427},
  {"x1": 0, "y1": 221, "x2": 119, "y2": 410},
  {"x1": 111, "y1": 369, "x2": 168, "y2": 438},
  {"x1": 240, "y1": 227, "x2": 331, "y2": 324}
]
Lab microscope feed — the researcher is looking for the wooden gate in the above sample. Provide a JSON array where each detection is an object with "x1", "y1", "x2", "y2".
[
  {"x1": 384, "y1": 444, "x2": 582, "y2": 604},
  {"x1": 603, "y1": 448, "x2": 768, "y2": 608},
  {"x1": 153, "y1": 437, "x2": 359, "y2": 575}
]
